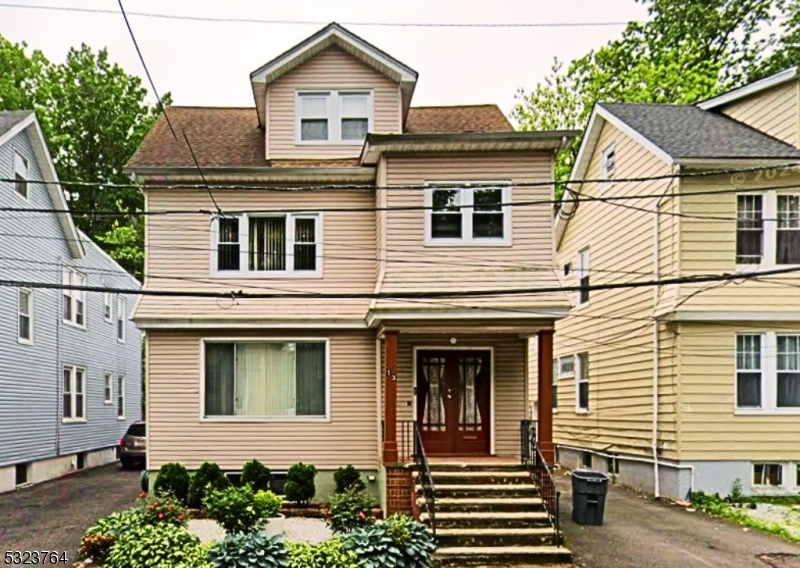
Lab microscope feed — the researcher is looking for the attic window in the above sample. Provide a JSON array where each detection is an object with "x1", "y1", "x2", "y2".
[
  {"x1": 14, "y1": 151, "x2": 28, "y2": 199},
  {"x1": 297, "y1": 91, "x2": 372, "y2": 144},
  {"x1": 601, "y1": 143, "x2": 616, "y2": 182}
]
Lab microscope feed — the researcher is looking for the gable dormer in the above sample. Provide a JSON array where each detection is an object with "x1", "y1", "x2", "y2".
[{"x1": 250, "y1": 23, "x2": 418, "y2": 160}]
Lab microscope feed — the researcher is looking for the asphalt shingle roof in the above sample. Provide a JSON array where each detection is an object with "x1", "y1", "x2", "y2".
[
  {"x1": 0, "y1": 110, "x2": 33, "y2": 139},
  {"x1": 600, "y1": 102, "x2": 800, "y2": 160}
]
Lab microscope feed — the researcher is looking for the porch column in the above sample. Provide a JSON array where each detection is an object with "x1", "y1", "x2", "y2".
[
  {"x1": 537, "y1": 330, "x2": 555, "y2": 464},
  {"x1": 383, "y1": 331, "x2": 399, "y2": 463}
]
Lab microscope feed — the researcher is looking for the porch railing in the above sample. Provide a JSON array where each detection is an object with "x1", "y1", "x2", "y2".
[
  {"x1": 413, "y1": 421, "x2": 436, "y2": 536},
  {"x1": 398, "y1": 420, "x2": 415, "y2": 463},
  {"x1": 520, "y1": 419, "x2": 561, "y2": 546}
]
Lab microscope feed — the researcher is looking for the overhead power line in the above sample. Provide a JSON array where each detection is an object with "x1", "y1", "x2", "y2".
[{"x1": 0, "y1": 3, "x2": 632, "y2": 28}]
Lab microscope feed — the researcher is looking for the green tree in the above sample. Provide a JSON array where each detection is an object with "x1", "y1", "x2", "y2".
[
  {"x1": 0, "y1": 36, "x2": 49, "y2": 110},
  {"x1": 757, "y1": 0, "x2": 800, "y2": 79}
]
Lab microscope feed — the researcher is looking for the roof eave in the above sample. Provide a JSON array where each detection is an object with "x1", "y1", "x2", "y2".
[
  {"x1": 698, "y1": 67, "x2": 800, "y2": 110},
  {"x1": 676, "y1": 157, "x2": 800, "y2": 169},
  {"x1": 128, "y1": 165, "x2": 377, "y2": 184}
]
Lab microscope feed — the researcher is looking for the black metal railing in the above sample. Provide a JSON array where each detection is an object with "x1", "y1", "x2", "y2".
[
  {"x1": 413, "y1": 421, "x2": 436, "y2": 536},
  {"x1": 398, "y1": 420, "x2": 415, "y2": 463},
  {"x1": 521, "y1": 419, "x2": 561, "y2": 546}
]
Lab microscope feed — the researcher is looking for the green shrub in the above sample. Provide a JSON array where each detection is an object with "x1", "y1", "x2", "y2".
[
  {"x1": 384, "y1": 514, "x2": 436, "y2": 568},
  {"x1": 104, "y1": 523, "x2": 207, "y2": 568},
  {"x1": 78, "y1": 508, "x2": 145, "y2": 562},
  {"x1": 204, "y1": 484, "x2": 281, "y2": 534},
  {"x1": 136, "y1": 492, "x2": 188, "y2": 526},
  {"x1": 77, "y1": 533, "x2": 115, "y2": 563},
  {"x1": 154, "y1": 462, "x2": 191, "y2": 504},
  {"x1": 284, "y1": 462, "x2": 317, "y2": 506},
  {"x1": 241, "y1": 459, "x2": 273, "y2": 492},
  {"x1": 208, "y1": 533, "x2": 289, "y2": 568},
  {"x1": 323, "y1": 487, "x2": 376, "y2": 533},
  {"x1": 287, "y1": 538, "x2": 359, "y2": 568},
  {"x1": 333, "y1": 465, "x2": 365, "y2": 493},
  {"x1": 189, "y1": 462, "x2": 232, "y2": 509},
  {"x1": 343, "y1": 515, "x2": 436, "y2": 568}
]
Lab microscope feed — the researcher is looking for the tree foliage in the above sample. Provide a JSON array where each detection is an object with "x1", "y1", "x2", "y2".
[{"x1": 0, "y1": 35, "x2": 168, "y2": 279}]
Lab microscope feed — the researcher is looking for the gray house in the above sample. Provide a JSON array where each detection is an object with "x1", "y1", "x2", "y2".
[{"x1": 0, "y1": 111, "x2": 142, "y2": 493}]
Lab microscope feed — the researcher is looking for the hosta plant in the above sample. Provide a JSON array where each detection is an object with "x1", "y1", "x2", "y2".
[
  {"x1": 78, "y1": 508, "x2": 145, "y2": 562},
  {"x1": 384, "y1": 514, "x2": 436, "y2": 568},
  {"x1": 104, "y1": 522, "x2": 206, "y2": 568},
  {"x1": 287, "y1": 538, "x2": 359, "y2": 568},
  {"x1": 208, "y1": 533, "x2": 289, "y2": 568},
  {"x1": 342, "y1": 524, "x2": 405, "y2": 568}
]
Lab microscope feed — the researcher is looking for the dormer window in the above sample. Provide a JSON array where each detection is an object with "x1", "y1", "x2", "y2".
[{"x1": 297, "y1": 91, "x2": 372, "y2": 144}]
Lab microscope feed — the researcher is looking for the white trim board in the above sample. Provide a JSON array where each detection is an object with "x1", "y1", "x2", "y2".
[{"x1": 698, "y1": 67, "x2": 799, "y2": 110}]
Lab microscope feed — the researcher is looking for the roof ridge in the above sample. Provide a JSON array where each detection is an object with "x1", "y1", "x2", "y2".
[{"x1": 411, "y1": 104, "x2": 500, "y2": 109}]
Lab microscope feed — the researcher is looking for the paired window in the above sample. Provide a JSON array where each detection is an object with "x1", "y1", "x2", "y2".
[
  {"x1": 117, "y1": 296, "x2": 126, "y2": 342},
  {"x1": 736, "y1": 332, "x2": 800, "y2": 411},
  {"x1": 14, "y1": 151, "x2": 28, "y2": 198},
  {"x1": 578, "y1": 249, "x2": 591, "y2": 305},
  {"x1": 297, "y1": 91, "x2": 371, "y2": 143},
  {"x1": 117, "y1": 375, "x2": 125, "y2": 418},
  {"x1": 63, "y1": 366, "x2": 85, "y2": 421},
  {"x1": 213, "y1": 214, "x2": 321, "y2": 276},
  {"x1": 601, "y1": 143, "x2": 616, "y2": 182},
  {"x1": 736, "y1": 192, "x2": 800, "y2": 265},
  {"x1": 62, "y1": 269, "x2": 86, "y2": 327},
  {"x1": 203, "y1": 340, "x2": 327, "y2": 419},
  {"x1": 104, "y1": 373, "x2": 113, "y2": 404},
  {"x1": 104, "y1": 293, "x2": 114, "y2": 322},
  {"x1": 426, "y1": 184, "x2": 511, "y2": 244},
  {"x1": 753, "y1": 463, "x2": 783, "y2": 487},
  {"x1": 576, "y1": 352, "x2": 589, "y2": 412},
  {"x1": 18, "y1": 288, "x2": 33, "y2": 344}
]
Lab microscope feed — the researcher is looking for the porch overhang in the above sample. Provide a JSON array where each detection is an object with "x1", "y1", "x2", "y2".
[{"x1": 367, "y1": 307, "x2": 570, "y2": 334}]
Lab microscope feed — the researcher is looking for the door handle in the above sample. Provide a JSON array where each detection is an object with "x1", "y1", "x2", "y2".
[{"x1": 447, "y1": 388, "x2": 453, "y2": 400}]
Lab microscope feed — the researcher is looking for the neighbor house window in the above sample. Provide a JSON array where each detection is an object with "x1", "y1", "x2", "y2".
[
  {"x1": 213, "y1": 214, "x2": 321, "y2": 276},
  {"x1": 204, "y1": 340, "x2": 327, "y2": 419},
  {"x1": 62, "y1": 268, "x2": 86, "y2": 327},
  {"x1": 737, "y1": 195, "x2": 764, "y2": 264},
  {"x1": 578, "y1": 249, "x2": 590, "y2": 305},
  {"x1": 753, "y1": 463, "x2": 783, "y2": 486},
  {"x1": 558, "y1": 355, "x2": 575, "y2": 378},
  {"x1": 104, "y1": 293, "x2": 113, "y2": 322},
  {"x1": 14, "y1": 151, "x2": 28, "y2": 198},
  {"x1": 18, "y1": 288, "x2": 33, "y2": 344},
  {"x1": 563, "y1": 263, "x2": 572, "y2": 277},
  {"x1": 601, "y1": 143, "x2": 616, "y2": 182},
  {"x1": 104, "y1": 373, "x2": 113, "y2": 404},
  {"x1": 63, "y1": 366, "x2": 85, "y2": 421},
  {"x1": 552, "y1": 359, "x2": 558, "y2": 409},
  {"x1": 117, "y1": 375, "x2": 125, "y2": 418},
  {"x1": 736, "y1": 332, "x2": 800, "y2": 412},
  {"x1": 297, "y1": 91, "x2": 372, "y2": 143},
  {"x1": 576, "y1": 352, "x2": 589, "y2": 412},
  {"x1": 737, "y1": 192, "x2": 800, "y2": 266},
  {"x1": 426, "y1": 184, "x2": 511, "y2": 244},
  {"x1": 117, "y1": 296, "x2": 126, "y2": 342},
  {"x1": 777, "y1": 195, "x2": 800, "y2": 265}
]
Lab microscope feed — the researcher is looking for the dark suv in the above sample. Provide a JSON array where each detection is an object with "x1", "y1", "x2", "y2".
[{"x1": 119, "y1": 421, "x2": 146, "y2": 469}]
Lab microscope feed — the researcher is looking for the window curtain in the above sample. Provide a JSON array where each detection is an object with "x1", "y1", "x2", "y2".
[
  {"x1": 205, "y1": 343, "x2": 235, "y2": 416},
  {"x1": 236, "y1": 343, "x2": 296, "y2": 416},
  {"x1": 296, "y1": 343, "x2": 326, "y2": 415}
]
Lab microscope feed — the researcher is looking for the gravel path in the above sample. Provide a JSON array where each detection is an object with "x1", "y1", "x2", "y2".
[
  {"x1": 0, "y1": 463, "x2": 141, "y2": 564},
  {"x1": 188, "y1": 517, "x2": 331, "y2": 545},
  {"x1": 743, "y1": 504, "x2": 800, "y2": 540}
]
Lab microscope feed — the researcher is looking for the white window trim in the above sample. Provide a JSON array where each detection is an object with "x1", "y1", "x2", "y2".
[
  {"x1": 558, "y1": 355, "x2": 575, "y2": 379},
  {"x1": 117, "y1": 296, "x2": 126, "y2": 343},
  {"x1": 62, "y1": 268, "x2": 87, "y2": 330},
  {"x1": 210, "y1": 213, "x2": 324, "y2": 278},
  {"x1": 424, "y1": 183, "x2": 513, "y2": 247},
  {"x1": 752, "y1": 462, "x2": 785, "y2": 488},
  {"x1": 295, "y1": 90, "x2": 373, "y2": 145},
  {"x1": 62, "y1": 365, "x2": 86, "y2": 423},
  {"x1": 735, "y1": 331, "x2": 800, "y2": 415},
  {"x1": 576, "y1": 249, "x2": 591, "y2": 307},
  {"x1": 17, "y1": 288, "x2": 33, "y2": 345},
  {"x1": 576, "y1": 352, "x2": 589, "y2": 414},
  {"x1": 104, "y1": 373, "x2": 113, "y2": 405},
  {"x1": 13, "y1": 150, "x2": 29, "y2": 200},
  {"x1": 199, "y1": 337, "x2": 332, "y2": 423},
  {"x1": 601, "y1": 142, "x2": 616, "y2": 185},
  {"x1": 737, "y1": 190, "x2": 800, "y2": 270},
  {"x1": 117, "y1": 375, "x2": 126, "y2": 420},
  {"x1": 104, "y1": 292, "x2": 114, "y2": 323}
]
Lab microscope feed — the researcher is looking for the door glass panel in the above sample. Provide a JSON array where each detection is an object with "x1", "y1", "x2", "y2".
[
  {"x1": 421, "y1": 357, "x2": 446, "y2": 432},
  {"x1": 459, "y1": 357, "x2": 483, "y2": 431}
]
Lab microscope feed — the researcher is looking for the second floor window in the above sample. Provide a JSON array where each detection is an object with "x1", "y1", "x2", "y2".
[
  {"x1": 62, "y1": 268, "x2": 86, "y2": 327},
  {"x1": 777, "y1": 195, "x2": 800, "y2": 265},
  {"x1": 213, "y1": 214, "x2": 321, "y2": 276},
  {"x1": 14, "y1": 151, "x2": 28, "y2": 198},
  {"x1": 117, "y1": 296, "x2": 126, "y2": 342},
  {"x1": 297, "y1": 91, "x2": 371, "y2": 143},
  {"x1": 576, "y1": 352, "x2": 590, "y2": 412},
  {"x1": 18, "y1": 288, "x2": 32, "y2": 343},
  {"x1": 426, "y1": 184, "x2": 510, "y2": 245},
  {"x1": 736, "y1": 192, "x2": 800, "y2": 266},
  {"x1": 104, "y1": 293, "x2": 113, "y2": 322}
]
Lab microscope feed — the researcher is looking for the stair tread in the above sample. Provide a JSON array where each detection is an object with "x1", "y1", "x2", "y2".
[
  {"x1": 417, "y1": 484, "x2": 538, "y2": 491},
  {"x1": 417, "y1": 470, "x2": 530, "y2": 477},
  {"x1": 421, "y1": 511, "x2": 549, "y2": 519},
  {"x1": 426, "y1": 497, "x2": 544, "y2": 504},
  {"x1": 437, "y1": 528, "x2": 555, "y2": 535},
  {"x1": 436, "y1": 546, "x2": 571, "y2": 555}
]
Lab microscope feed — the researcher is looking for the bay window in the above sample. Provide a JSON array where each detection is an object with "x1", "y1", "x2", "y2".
[
  {"x1": 736, "y1": 332, "x2": 800, "y2": 413},
  {"x1": 297, "y1": 91, "x2": 371, "y2": 143},
  {"x1": 203, "y1": 340, "x2": 328, "y2": 419},
  {"x1": 736, "y1": 192, "x2": 800, "y2": 266},
  {"x1": 426, "y1": 184, "x2": 511, "y2": 245}
]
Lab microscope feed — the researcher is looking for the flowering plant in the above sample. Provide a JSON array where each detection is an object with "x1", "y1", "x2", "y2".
[{"x1": 322, "y1": 487, "x2": 377, "y2": 534}]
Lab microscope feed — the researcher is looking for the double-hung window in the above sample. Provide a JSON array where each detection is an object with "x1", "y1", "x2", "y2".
[
  {"x1": 14, "y1": 151, "x2": 28, "y2": 198},
  {"x1": 104, "y1": 373, "x2": 113, "y2": 404},
  {"x1": 204, "y1": 340, "x2": 328, "y2": 419},
  {"x1": 297, "y1": 91, "x2": 371, "y2": 143},
  {"x1": 103, "y1": 293, "x2": 113, "y2": 322},
  {"x1": 62, "y1": 268, "x2": 86, "y2": 327},
  {"x1": 213, "y1": 214, "x2": 321, "y2": 276},
  {"x1": 117, "y1": 296, "x2": 126, "y2": 342},
  {"x1": 426, "y1": 184, "x2": 511, "y2": 245},
  {"x1": 736, "y1": 192, "x2": 800, "y2": 266},
  {"x1": 18, "y1": 288, "x2": 33, "y2": 344},
  {"x1": 63, "y1": 366, "x2": 85, "y2": 421},
  {"x1": 576, "y1": 352, "x2": 589, "y2": 412},
  {"x1": 777, "y1": 195, "x2": 800, "y2": 265},
  {"x1": 737, "y1": 195, "x2": 764, "y2": 264},
  {"x1": 552, "y1": 359, "x2": 559, "y2": 409},
  {"x1": 117, "y1": 375, "x2": 125, "y2": 419},
  {"x1": 736, "y1": 332, "x2": 800, "y2": 412},
  {"x1": 578, "y1": 249, "x2": 591, "y2": 305}
]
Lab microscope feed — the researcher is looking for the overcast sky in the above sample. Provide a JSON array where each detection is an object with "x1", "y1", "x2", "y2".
[{"x1": 2, "y1": 0, "x2": 648, "y2": 120}]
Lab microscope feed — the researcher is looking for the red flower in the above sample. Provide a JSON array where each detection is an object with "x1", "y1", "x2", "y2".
[
  {"x1": 158, "y1": 513, "x2": 164, "y2": 519},
  {"x1": 168, "y1": 506, "x2": 174, "y2": 512},
  {"x1": 359, "y1": 511, "x2": 366, "y2": 520},
  {"x1": 139, "y1": 492, "x2": 146, "y2": 499},
  {"x1": 153, "y1": 501, "x2": 159, "y2": 507},
  {"x1": 178, "y1": 514, "x2": 184, "y2": 521}
]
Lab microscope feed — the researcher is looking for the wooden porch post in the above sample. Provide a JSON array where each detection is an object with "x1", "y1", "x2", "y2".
[
  {"x1": 537, "y1": 330, "x2": 555, "y2": 464},
  {"x1": 383, "y1": 331, "x2": 399, "y2": 464}
]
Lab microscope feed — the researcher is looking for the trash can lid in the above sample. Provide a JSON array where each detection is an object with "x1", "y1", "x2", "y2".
[{"x1": 572, "y1": 470, "x2": 609, "y2": 482}]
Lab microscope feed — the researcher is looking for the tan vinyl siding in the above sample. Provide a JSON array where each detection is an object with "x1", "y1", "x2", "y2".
[
  {"x1": 719, "y1": 80, "x2": 799, "y2": 147},
  {"x1": 147, "y1": 329, "x2": 378, "y2": 470},
  {"x1": 395, "y1": 334, "x2": 527, "y2": 457},
  {"x1": 678, "y1": 322, "x2": 800, "y2": 461},
  {"x1": 678, "y1": 171, "x2": 800, "y2": 312},
  {"x1": 136, "y1": 188, "x2": 375, "y2": 322},
  {"x1": 552, "y1": 121, "x2": 680, "y2": 459},
  {"x1": 266, "y1": 46, "x2": 401, "y2": 159},
  {"x1": 376, "y1": 152, "x2": 569, "y2": 312}
]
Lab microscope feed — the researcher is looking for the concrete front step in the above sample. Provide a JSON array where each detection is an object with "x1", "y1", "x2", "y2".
[
  {"x1": 428, "y1": 462, "x2": 526, "y2": 472},
  {"x1": 416, "y1": 483, "x2": 540, "y2": 499},
  {"x1": 423, "y1": 496, "x2": 545, "y2": 513},
  {"x1": 433, "y1": 546, "x2": 572, "y2": 567},
  {"x1": 436, "y1": 527, "x2": 559, "y2": 548},
  {"x1": 422, "y1": 511, "x2": 553, "y2": 529},
  {"x1": 419, "y1": 470, "x2": 534, "y2": 486}
]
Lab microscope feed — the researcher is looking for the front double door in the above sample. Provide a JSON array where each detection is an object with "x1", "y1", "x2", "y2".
[{"x1": 416, "y1": 350, "x2": 491, "y2": 456}]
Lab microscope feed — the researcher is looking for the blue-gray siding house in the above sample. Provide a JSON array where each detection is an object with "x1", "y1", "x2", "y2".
[{"x1": 0, "y1": 111, "x2": 142, "y2": 492}]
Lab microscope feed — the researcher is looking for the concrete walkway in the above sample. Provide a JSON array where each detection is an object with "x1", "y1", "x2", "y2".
[{"x1": 557, "y1": 475, "x2": 800, "y2": 568}]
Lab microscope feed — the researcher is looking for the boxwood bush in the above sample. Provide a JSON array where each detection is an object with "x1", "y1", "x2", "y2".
[
  {"x1": 241, "y1": 459, "x2": 273, "y2": 492},
  {"x1": 284, "y1": 462, "x2": 317, "y2": 506},
  {"x1": 333, "y1": 465, "x2": 365, "y2": 493},
  {"x1": 188, "y1": 462, "x2": 231, "y2": 509},
  {"x1": 153, "y1": 462, "x2": 191, "y2": 504}
]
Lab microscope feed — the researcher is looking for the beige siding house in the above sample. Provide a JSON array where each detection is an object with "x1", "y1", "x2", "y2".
[
  {"x1": 128, "y1": 23, "x2": 576, "y2": 508},
  {"x1": 532, "y1": 67, "x2": 800, "y2": 500}
]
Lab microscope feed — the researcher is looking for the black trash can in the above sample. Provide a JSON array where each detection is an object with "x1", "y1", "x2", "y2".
[{"x1": 572, "y1": 470, "x2": 609, "y2": 525}]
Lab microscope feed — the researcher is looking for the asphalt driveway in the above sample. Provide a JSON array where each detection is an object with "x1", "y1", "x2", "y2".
[
  {"x1": 558, "y1": 475, "x2": 800, "y2": 568},
  {"x1": 0, "y1": 463, "x2": 140, "y2": 564}
]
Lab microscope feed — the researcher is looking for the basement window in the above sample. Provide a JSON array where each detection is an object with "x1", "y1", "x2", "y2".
[
  {"x1": 607, "y1": 455, "x2": 620, "y2": 475},
  {"x1": 581, "y1": 451, "x2": 592, "y2": 469},
  {"x1": 753, "y1": 463, "x2": 783, "y2": 486},
  {"x1": 15, "y1": 463, "x2": 29, "y2": 486}
]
